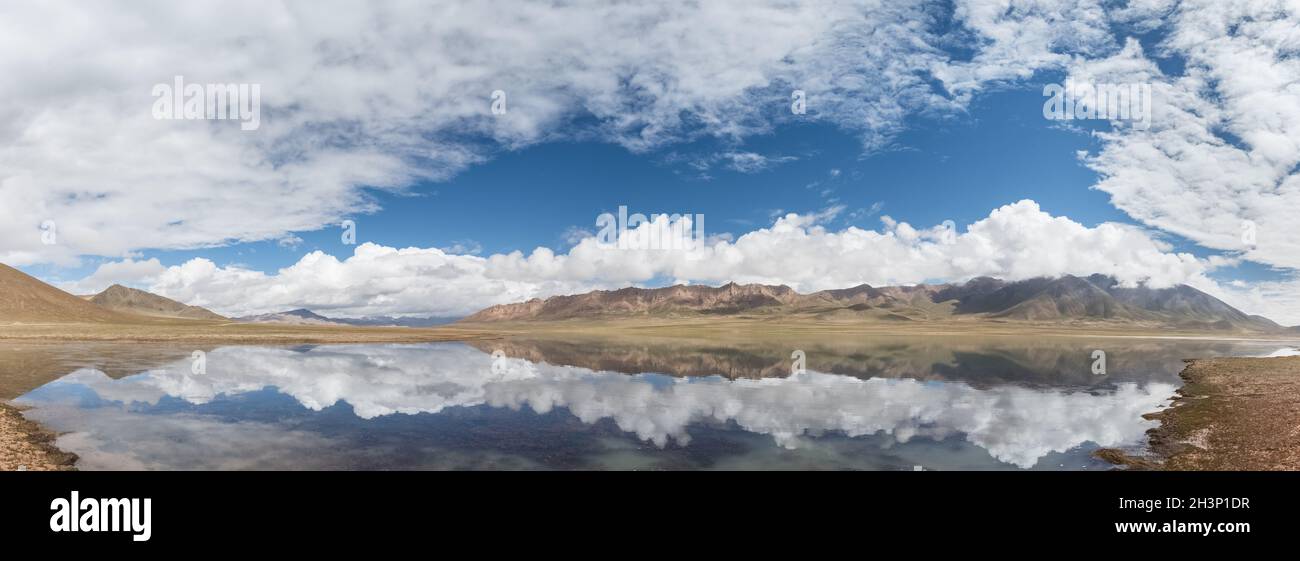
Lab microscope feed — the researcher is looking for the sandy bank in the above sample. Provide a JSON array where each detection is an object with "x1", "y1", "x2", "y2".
[
  {"x1": 0, "y1": 402, "x2": 76, "y2": 471},
  {"x1": 1098, "y1": 356, "x2": 1300, "y2": 470},
  {"x1": 0, "y1": 321, "x2": 499, "y2": 344}
]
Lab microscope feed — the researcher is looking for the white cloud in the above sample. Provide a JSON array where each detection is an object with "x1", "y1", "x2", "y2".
[
  {"x1": 0, "y1": 0, "x2": 954, "y2": 266},
  {"x1": 715, "y1": 152, "x2": 799, "y2": 173},
  {"x1": 276, "y1": 235, "x2": 305, "y2": 249},
  {"x1": 934, "y1": 0, "x2": 1116, "y2": 99},
  {"x1": 488, "y1": 199, "x2": 1214, "y2": 292},
  {"x1": 55, "y1": 258, "x2": 166, "y2": 296},
  {"x1": 1200, "y1": 273, "x2": 1300, "y2": 327},
  {"x1": 144, "y1": 243, "x2": 614, "y2": 318},
  {"x1": 1068, "y1": 2, "x2": 1300, "y2": 271},
  {"x1": 93, "y1": 199, "x2": 1287, "y2": 320}
]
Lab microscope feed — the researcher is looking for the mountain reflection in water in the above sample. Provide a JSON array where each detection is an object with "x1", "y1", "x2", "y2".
[{"x1": 10, "y1": 336, "x2": 1286, "y2": 470}]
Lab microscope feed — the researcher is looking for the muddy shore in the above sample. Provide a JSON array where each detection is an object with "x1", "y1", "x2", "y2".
[
  {"x1": 1099, "y1": 356, "x2": 1300, "y2": 470},
  {"x1": 0, "y1": 321, "x2": 501, "y2": 344},
  {"x1": 0, "y1": 402, "x2": 76, "y2": 471}
]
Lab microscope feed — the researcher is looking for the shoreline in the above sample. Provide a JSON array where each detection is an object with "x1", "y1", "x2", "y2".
[
  {"x1": 0, "y1": 402, "x2": 77, "y2": 471},
  {"x1": 454, "y1": 318, "x2": 1300, "y2": 343},
  {"x1": 5, "y1": 325, "x2": 1297, "y2": 471},
  {"x1": 6, "y1": 316, "x2": 1300, "y2": 344},
  {"x1": 1097, "y1": 356, "x2": 1300, "y2": 470},
  {"x1": 0, "y1": 322, "x2": 501, "y2": 344}
]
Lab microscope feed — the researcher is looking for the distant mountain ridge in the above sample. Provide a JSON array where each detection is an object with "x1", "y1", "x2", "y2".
[
  {"x1": 2, "y1": 260, "x2": 1290, "y2": 333},
  {"x1": 463, "y1": 275, "x2": 1283, "y2": 332},
  {"x1": 235, "y1": 309, "x2": 454, "y2": 327},
  {"x1": 89, "y1": 284, "x2": 227, "y2": 320},
  {"x1": 235, "y1": 309, "x2": 346, "y2": 325},
  {"x1": 0, "y1": 262, "x2": 448, "y2": 328}
]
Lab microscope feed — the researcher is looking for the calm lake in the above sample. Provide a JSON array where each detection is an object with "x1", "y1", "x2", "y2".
[{"x1": 6, "y1": 335, "x2": 1293, "y2": 470}]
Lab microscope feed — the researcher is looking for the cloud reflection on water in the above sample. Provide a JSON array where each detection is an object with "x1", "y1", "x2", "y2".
[{"x1": 18, "y1": 343, "x2": 1177, "y2": 468}]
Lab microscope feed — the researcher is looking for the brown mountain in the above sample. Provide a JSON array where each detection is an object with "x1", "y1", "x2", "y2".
[
  {"x1": 940, "y1": 275, "x2": 1278, "y2": 331},
  {"x1": 463, "y1": 275, "x2": 1281, "y2": 332},
  {"x1": 0, "y1": 264, "x2": 136, "y2": 323},
  {"x1": 89, "y1": 284, "x2": 227, "y2": 321},
  {"x1": 467, "y1": 282, "x2": 807, "y2": 321}
]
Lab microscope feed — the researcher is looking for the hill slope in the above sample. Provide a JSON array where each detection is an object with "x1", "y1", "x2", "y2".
[
  {"x1": 463, "y1": 275, "x2": 1281, "y2": 332},
  {"x1": 0, "y1": 264, "x2": 136, "y2": 323},
  {"x1": 467, "y1": 283, "x2": 805, "y2": 321},
  {"x1": 89, "y1": 284, "x2": 226, "y2": 320}
]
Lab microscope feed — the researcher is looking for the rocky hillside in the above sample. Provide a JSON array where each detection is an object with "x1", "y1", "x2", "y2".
[
  {"x1": 464, "y1": 275, "x2": 1281, "y2": 331},
  {"x1": 89, "y1": 284, "x2": 226, "y2": 320},
  {"x1": 0, "y1": 264, "x2": 136, "y2": 323}
]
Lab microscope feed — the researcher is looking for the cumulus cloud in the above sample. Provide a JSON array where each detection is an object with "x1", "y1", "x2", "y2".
[
  {"x1": 141, "y1": 243, "x2": 615, "y2": 318},
  {"x1": 90, "y1": 199, "x2": 1265, "y2": 319},
  {"x1": 55, "y1": 258, "x2": 166, "y2": 296},
  {"x1": 488, "y1": 199, "x2": 1214, "y2": 291},
  {"x1": 0, "y1": 0, "x2": 956, "y2": 266}
]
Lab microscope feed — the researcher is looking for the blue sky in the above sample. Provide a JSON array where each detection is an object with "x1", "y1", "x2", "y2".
[{"x1": 34, "y1": 81, "x2": 1271, "y2": 285}]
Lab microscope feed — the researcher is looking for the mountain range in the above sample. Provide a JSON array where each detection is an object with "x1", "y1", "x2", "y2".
[
  {"x1": 235, "y1": 308, "x2": 345, "y2": 326},
  {"x1": 464, "y1": 274, "x2": 1284, "y2": 332},
  {"x1": 1, "y1": 262, "x2": 1294, "y2": 334},
  {"x1": 235, "y1": 309, "x2": 455, "y2": 327},
  {"x1": 0, "y1": 267, "x2": 452, "y2": 328}
]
